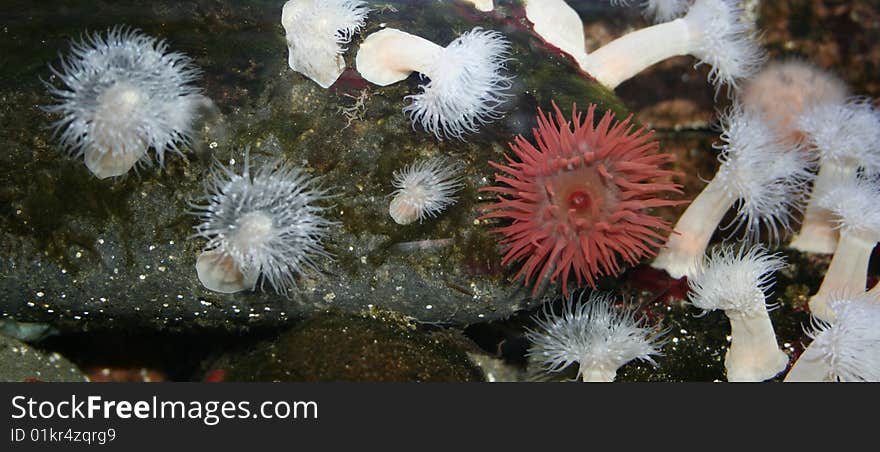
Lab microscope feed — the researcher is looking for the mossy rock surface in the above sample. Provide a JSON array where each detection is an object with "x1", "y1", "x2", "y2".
[{"x1": 210, "y1": 311, "x2": 484, "y2": 382}]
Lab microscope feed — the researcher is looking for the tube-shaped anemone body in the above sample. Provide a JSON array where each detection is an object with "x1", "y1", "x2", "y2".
[
  {"x1": 790, "y1": 99, "x2": 880, "y2": 254},
  {"x1": 526, "y1": 292, "x2": 665, "y2": 382},
  {"x1": 356, "y1": 27, "x2": 512, "y2": 140},
  {"x1": 524, "y1": 0, "x2": 589, "y2": 66},
  {"x1": 688, "y1": 246, "x2": 789, "y2": 382},
  {"x1": 785, "y1": 296, "x2": 880, "y2": 382},
  {"x1": 281, "y1": 0, "x2": 369, "y2": 88},
  {"x1": 651, "y1": 107, "x2": 811, "y2": 279},
  {"x1": 580, "y1": 0, "x2": 764, "y2": 91},
  {"x1": 808, "y1": 177, "x2": 880, "y2": 322}
]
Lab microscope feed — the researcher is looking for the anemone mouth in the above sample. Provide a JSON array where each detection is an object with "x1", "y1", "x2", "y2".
[
  {"x1": 539, "y1": 162, "x2": 618, "y2": 228},
  {"x1": 480, "y1": 102, "x2": 683, "y2": 295}
]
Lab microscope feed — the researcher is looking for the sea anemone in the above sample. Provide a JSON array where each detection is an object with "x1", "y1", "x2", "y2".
[
  {"x1": 609, "y1": 0, "x2": 692, "y2": 23},
  {"x1": 641, "y1": 0, "x2": 692, "y2": 23},
  {"x1": 741, "y1": 60, "x2": 848, "y2": 144},
  {"x1": 529, "y1": 0, "x2": 764, "y2": 93},
  {"x1": 785, "y1": 295, "x2": 880, "y2": 382},
  {"x1": 526, "y1": 291, "x2": 665, "y2": 382},
  {"x1": 355, "y1": 27, "x2": 512, "y2": 140},
  {"x1": 480, "y1": 102, "x2": 683, "y2": 295},
  {"x1": 463, "y1": 0, "x2": 494, "y2": 12},
  {"x1": 808, "y1": 176, "x2": 880, "y2": 322},
  {"x1": 523, "y1": 0, "x2": 589, "y2": 66},
  {"x1": 688, "y1": 245, "x2": 789, "y2": 382},
  {"x1": 281, "y1": 0, "x2": 369, "y2": 88},
  {"x1": 651, "y1": 106, "x2": 812, "y2": 279},
  {"x1": 189, "y1": 151, "x2": 335, "y2": 296},
  {"x1": 389, "y1": 156, "x2": 464, "y2": 225},
  {"x1": 43, "y1": 26, "x2": 202, "y2": 179},
  {"x1": 789, "y1": 99, "x2": 880, "y2": 254}
]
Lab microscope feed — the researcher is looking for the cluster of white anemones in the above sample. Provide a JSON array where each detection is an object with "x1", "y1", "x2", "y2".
[
  {"x1": 38, "y1": 1, "x2": 878, "y2": 382},
  {"x1": 651, "y1": 106, "x2": 812, "y2": 279},
  {"x1": 515, "y1": 2, "x2": 880, "y2": 383}
]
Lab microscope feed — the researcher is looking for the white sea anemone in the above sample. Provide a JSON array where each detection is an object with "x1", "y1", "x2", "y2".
[
  {"x1": 463, "y1": 0, "x2": 494, "y2": 12},
  {"x1": 688, "y1": 245, "x2": 789, "y2": 382},
  {"x1": 389, "y1": 156, "x2": 464, "y2": 225},
  {"x1": 807, "y1": 176, "x2": 880, "y2": 321},
  {"x1": 741, "y1": 60, "x2": 848, "y2": 144},
  {"x1": 652, "y1": 106, "x2": 811, "y2": 279},
  {"x1": 526, "y1": 292, "x2": 665, "y2": 382},
  {"x1": 281, "y1": 0, "x2": 369, "y2": 88},
  {"x1": 609, "y1": 0, "x2": 692, "y2": 23},
  {"x1": 356, "y1": 27, "x2": 512, "y2": 140},
  {"x1": 524, "y1": 0, "x2": 589, "y2": 66},
  {"x1": 535, "y1": 0, "x2": 764, "y2": 92},
  {"x1": 641, "y1": 0, "x2": 692, "y2": 23},
  {"x1": 43, "y1": 26, "x2": 202, "y2": 179},
  {"x1": 785, "y1": 296, "x2": 880, "y2": 382},
  {"x1": 790, "y1": 99, "x2": 880, "y2": 254},
  {"x1": 190, "y1": 151, "x2": 335, "y2": 296}
]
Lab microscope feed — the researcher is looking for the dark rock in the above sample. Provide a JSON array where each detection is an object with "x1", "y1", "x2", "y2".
[
  {"x1": 0, "y1": 335, "x2": 87, "y2": 382},
  {"x1": 207, "y1": 311, "x2": 484, "y2": 382}
]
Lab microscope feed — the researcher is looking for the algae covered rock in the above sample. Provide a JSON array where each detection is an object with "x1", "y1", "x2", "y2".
[
  {"x1": 0, "y1": 0, "x2": 628, "y2": 333},
  {"x1": 206, "y1": 311, "x2": 484, "y2": 382}
]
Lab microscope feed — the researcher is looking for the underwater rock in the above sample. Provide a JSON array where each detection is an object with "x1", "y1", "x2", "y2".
[
  {"x1": 0, "y1": 0, "x2": 634, "y2": 333},
  {"x1": 205, "y1": 311, "x2": 484, "y2": 382},
  {"x1": 0, "y1": 335, "x2": 88, "y2": 382}
]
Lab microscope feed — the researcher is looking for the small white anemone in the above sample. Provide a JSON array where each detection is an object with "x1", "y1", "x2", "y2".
[
  {"x1": 281, "y1": 0, "x2": 369, "y2": 88},
  {"x1": 808, "y1": 176, "x2": 880, "y2": 322},
  {"x1": 533, "y1": 0, "x2": 764, "y2": 92},
  {"x1": 190, "y1": 151, "x2": 335, "y2": 296},
  {"x1": 609, "y1": 0, "x2": 692, "y2": 23},
  {"x1": 389, "y1": 156, "x2": 464, "y2": 225},
  {"x1": 641, "y1": 0, "x2": 692, "y2": 23},
  {"x1": 43, "y1": 26, "x2": 203, "y2": 179},
  {"x1": 463, "y1": 0, "x2": 494, "y2": 12},
  {"x1": 790, "y1": 99, "x2": 880, "y2": 254},
  {"x1": 785, "y1": 296, "x2": 880, "y2": 382},
  {"x1": 356, "y1": 27, "x2": 512, "y2": 140},
  {"x1": 741, "y1": 60, "x2": 848, "y2": 144},
  {"x1": 526, "y1": 292, "x2": 665, "y2": 382},
  {"x1": 652, "y1": 106, "x2": 811, "y2": 279},
  {"x1": 688, "y1": 245, "x2": 789, "y2": 382}
]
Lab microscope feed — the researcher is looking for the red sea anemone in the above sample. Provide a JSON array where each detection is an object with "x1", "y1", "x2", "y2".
[{"x1": 479, "y1": 102, "x2": 683, "y2": 294}]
